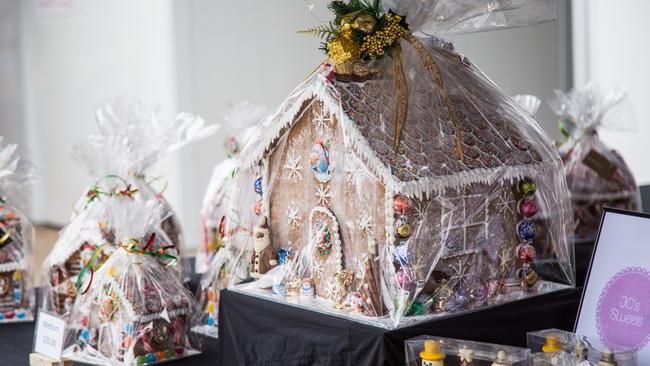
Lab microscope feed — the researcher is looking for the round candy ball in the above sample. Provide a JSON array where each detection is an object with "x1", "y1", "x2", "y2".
[
  {"x1": 517, "y1": 220, "x2": 536, "y2": 240},
  {"x1": 396, "y1": 223, "x2": 412, "y2": 239},
  {"x1": 393, "y1": 195, "x2": 413, "y2": 216},
  {"x1": 518, "y1": 198, "x2": 538, "y2": 218},
  {"x1": 517, "y1": 178, "x2": 537, "y2": 196},
  {"x1": 254, "y1": 177, "x2": 263, "y2": 195},
  {"x1": 254, "y1": 199, "x2": 263, "y2": 216},
  {"x1": 516, "y1": 243, "x2": 537, "y2": 263}
]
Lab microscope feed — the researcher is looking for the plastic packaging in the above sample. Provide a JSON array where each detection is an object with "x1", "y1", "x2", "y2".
[
  {"x1": 197, "y1": 101, "x2": 267, "y2": 273},
  {"x1": 221, "y1": 0, "x2": 574, "y2": 329},
  {"x1": 42, "y1": 198, "x2": 118, "y2": 317},
  {"x1": 550, "y1": 85, "x2": 640, "y2": 242},
  {"x1": 513, "y1": 94, "x2": 542, "y2": 118},
  {"x1": 405, "y1": 335, "x2": 529, "y2": 365},
  {"x1": 62, "y1": 199, "x2": 201, "y2": 365},
  {"x1": 0, "y1": 137, "x2": 36, "y2": 323},
  {"x1": 72, "y1": 99, "x2": 218, "y2": 258},
  {"x1": 527, "y1": 329, "x2": 637, "y2": 366}
]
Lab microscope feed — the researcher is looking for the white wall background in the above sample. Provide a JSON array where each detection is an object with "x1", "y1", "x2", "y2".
[
  {"x1": 0, "y1": 0, "x2": 572, "y2": 251},
  {"x1": 572, "y1": 0, "x2": 650, "y2": 185}
]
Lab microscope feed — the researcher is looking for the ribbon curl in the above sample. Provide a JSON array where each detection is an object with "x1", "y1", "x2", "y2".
[
  {"x1": 84, "y1": 175, "x2": 139, "y2": 208},
  {"x1": 76, "y1": 232, "x2": 178, "y2": 295}
]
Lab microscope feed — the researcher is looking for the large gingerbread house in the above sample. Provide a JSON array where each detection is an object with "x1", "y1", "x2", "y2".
[
  {"x1": 0, "y1": 137, "x2": 35, "y2": 323},
  {"x1": 228, "y1": 1, "x2": 574, "y2": 327}
]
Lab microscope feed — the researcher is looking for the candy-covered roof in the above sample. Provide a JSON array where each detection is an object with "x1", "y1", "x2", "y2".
[{"x1": 241, "y1": 42, "x2": 559, "y2": 198}]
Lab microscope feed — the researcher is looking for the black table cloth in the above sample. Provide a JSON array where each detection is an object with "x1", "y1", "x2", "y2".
[
  {"x1": 218, "y1": 287, "x2": 583, "y2": 366},
  {"x1": 0, "y1": 321, "x2": 219, "y2": 366}
]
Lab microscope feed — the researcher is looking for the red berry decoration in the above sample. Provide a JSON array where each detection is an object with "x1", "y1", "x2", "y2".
[{"x1": 393, "y1": 195, "x2": 413, "y2": 215}]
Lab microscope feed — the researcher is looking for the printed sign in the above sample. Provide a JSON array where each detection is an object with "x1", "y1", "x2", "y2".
[
  {"x1": 576, "y1": 209, "x2": 650, "y2": 363},
  {"x1": 33, "y1": 312, "x2": 66, "y2": 360}
]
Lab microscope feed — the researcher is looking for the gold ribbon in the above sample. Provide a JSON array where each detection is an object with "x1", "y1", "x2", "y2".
[
  {"x1": 393, "y1": 44, "x2": 409, "y2": 153},
  {"x1": 393, "y1": 33, "x2": 464, "y2": 162}
]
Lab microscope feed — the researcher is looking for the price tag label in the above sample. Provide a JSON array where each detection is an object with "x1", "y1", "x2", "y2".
[{"x1": 33, "y1": 312, "x2": 66, "y2": 360}]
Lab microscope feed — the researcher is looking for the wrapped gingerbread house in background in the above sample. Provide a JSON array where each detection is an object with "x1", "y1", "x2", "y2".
[
  {"x1": 550, "y1": 85, "x2": 640, "y2": 242},
  {"x1": 41, "y1": 200, "x2": 115, "y2": 317},
  {"x1": 0, "y1": 137, "x2": 36, "y2": 323},
  {"x1": 222, "y1": 0, "x2": 575, "y2": 328},
  {"x1": 63, "y1": 199, "x2": 200, "y2": 365},
  {"x1": 196, "y1": 101, "x2": 267, "y2": 273},
  {"x1": 71, "y1": 100, "x2": 217, "y2": 270}
]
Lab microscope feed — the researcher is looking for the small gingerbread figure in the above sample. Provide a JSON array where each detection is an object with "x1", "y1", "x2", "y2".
[{"x1": 250, "y1": 216, "x2": 277, "y2": 279}]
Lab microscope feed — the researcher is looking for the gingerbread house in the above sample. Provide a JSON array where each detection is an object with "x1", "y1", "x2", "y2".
[
  {"x1": 71, "y1": 99, "x2": 218, "y2": 259},
  {"x1": 231, "y1": 35, "x2": 574, "y2": 326},
  {"x1": 0, "y1": 138, "x2": 35, "y2": 323},
  {"x1": 550, "y1": 85, "x2": 640, "y2": 242},
  {"x1": 0, "y1": 202, "x2": 34, "y2": 322},
  {"x1": 64, "y1": 247, "x2": 199, "y2": 365},
  {"x1": 63, "y1": 199, "x2": 200, "y2": 365},
  {"x1": 42, "y1": 203, "x2": 114, "y2": 316},
  {"x1": 197, "y1": 102, "x2": 267, "y2": 273}
]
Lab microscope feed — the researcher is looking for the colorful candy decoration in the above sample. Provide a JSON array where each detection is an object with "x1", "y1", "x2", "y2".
[
  {"x1": 518, "y1": 198, "x2": 538, "y2": 218},
  {"x1": 517, "y1": 178, "x2": 537, "y2": 196},
  {"x1": 309, "y1": 139, "x2": 333, "y2": 183},
  {"x1": 393, "y1": 195, "x2": 414, "y2": 242},
  {"x1": 516, "y1": 220, "x2": 536, "y2": 240},
  {"x1": 314, "y1": 220, "x2": 333, "y2": 258},
  {"x1": 253, "y1": 177, "x2": 263, "y2": 216},
  {"x1": 254, "y1": 177, "x2": 263, "y2": 195},
  {"x1": 393, "y1": 195, "x2": 413, "y2": 215},
  {"x1": 514, "y1": 177, "x2": 539, "y2": 291}
]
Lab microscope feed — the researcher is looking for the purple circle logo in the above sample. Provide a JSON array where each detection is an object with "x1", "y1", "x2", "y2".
[{"x1": 596, "y1": 267, "x2": 650, "y2": 350}]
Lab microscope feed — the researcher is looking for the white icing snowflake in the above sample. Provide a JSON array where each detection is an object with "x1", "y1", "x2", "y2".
[
  {"x1": 495, "y1": 190, "x2": 516, "y2": 217},
  {"x1": 413, "y1": 201, "x2": 428, "y2": 222},
  {"x1": 312, "y1": 260, "x2": 324, "y2": 279},
  {"x1": 283, "y1": 150, "x2": 303, "y2": 181},
  {"x1": 315, "y1": 184, "x2": 331, "y2": 206},
  {"x1": 313, "y1": 108, "x2": 332, "y2": 134},
  {"x1": 325, "y1": 280, "x2": 337, "y2": 299},
  {"x1": 358, "y1": 212, "x2": 373, "y2": 235},
  {"x1": 448, "y1": 257, "x2": 473, "y2": 287},
  {"x1": 287, "y1": 204, "x2": 301, "y2": 228}
]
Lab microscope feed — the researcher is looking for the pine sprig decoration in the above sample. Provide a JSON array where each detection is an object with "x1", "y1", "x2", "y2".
[
  {"x1": 298, "y1": 23, "x2": 337, "y2": 40},
  {"x1": 299, "y1": 0, "x2": 408, "y2": 67}
]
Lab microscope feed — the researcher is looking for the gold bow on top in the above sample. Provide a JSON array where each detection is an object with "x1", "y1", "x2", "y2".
[{"x1": 301, "y1": 2, "x2": 464, "y2": 162}]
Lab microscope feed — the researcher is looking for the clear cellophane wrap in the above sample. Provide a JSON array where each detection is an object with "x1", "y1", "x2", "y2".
[
  {"x1": 197, "y1": 101, "x2": 267, "y2": 274},
  {"x1": 0, "y1": 137, "x2": 36, "y2": 323},
  {"x1": 62, "y1": 199, "x2": 201, "y2": 365},
  {"x1": 218, "y1": 0, "x2": 573, "y2": 329},
  {"x1": 550, "y1": 85, "x2": 641, "y2": 242},
  {"x1": 71, "y1": 99, "x2": 218, "y2": 263}
]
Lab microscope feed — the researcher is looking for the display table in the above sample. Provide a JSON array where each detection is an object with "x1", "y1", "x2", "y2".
[{"x1": 218, "y1": 287, "x2": 583, "y2": 366}]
